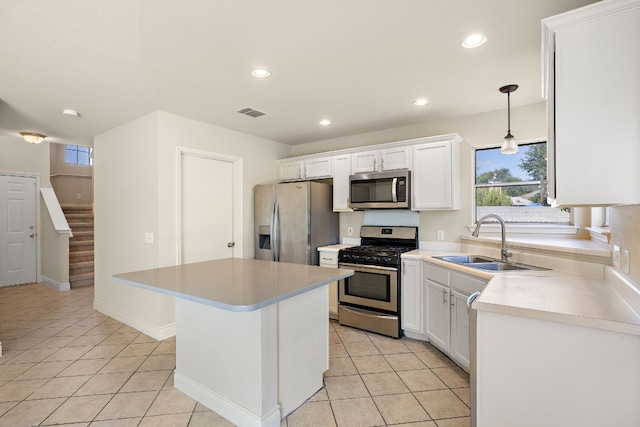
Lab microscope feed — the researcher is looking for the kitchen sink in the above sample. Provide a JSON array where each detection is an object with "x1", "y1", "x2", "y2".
[
  {"x1": 435, "y1": 255, "x2": 495, "y2": 264},
  {"x1": 466, "y1": 261, "x2": 529, "y2": 271},
  {"x1": 434, "y1": 255, "x2": 550, "y2": 272}
]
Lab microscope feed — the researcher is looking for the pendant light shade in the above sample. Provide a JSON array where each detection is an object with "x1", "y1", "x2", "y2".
[{"x1": 499, "y1": 84, "x2": 518, "y2": 155}]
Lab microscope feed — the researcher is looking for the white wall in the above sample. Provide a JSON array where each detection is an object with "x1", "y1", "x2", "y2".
[
  {"x1": 291, "y1": 103, "x2": 547, "y2": 244},
  {"x1": 0, "y1": 136, "x2": 51, "y2": 187},
  {"x1": 93, "y1": 111, "x2": 291, "y2": 337}
]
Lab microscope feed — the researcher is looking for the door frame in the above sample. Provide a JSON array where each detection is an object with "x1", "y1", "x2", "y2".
[
  {"x1": 175, "y1": 146, "x2": 243, "y2": 264},
  {"x1": 0, "y1": 171, "x2": 41, "y2": 285}
]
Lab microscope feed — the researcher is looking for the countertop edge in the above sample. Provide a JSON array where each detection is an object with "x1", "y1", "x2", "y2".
[{"x1": 113, "y1": 268, "x2": 354, "y2": 312}]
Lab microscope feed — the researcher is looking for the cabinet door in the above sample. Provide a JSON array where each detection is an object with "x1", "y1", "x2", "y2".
[
  {"x1": 304, "y1": 156, "x2": 333, "y2": 179},
  {"x1": 278, "y1": 160, "x2": 303, "y2": 182},
  {"x1": 380, "y1": 147, "x2": 410, "y2": 171},
  {"x1": 401, "y1": 259, "x2": 423, "y2": 334},
  {"x1": 332, "y1": 154, "x2": 352, "y2": 211},
  {"x1": 319, "y1": 251, "x2": 339, "y2": 318},
  {"x1": 412, "y1": 141, "x2": 460, "y2": 210},
  {"x1": 545, "y1": 3, "x2": 640, "y2": 206},
  {"x1": 450, "y1": 289, "x2": 470, "y2": 370},
  {"x1": 351, "y1": 150, "x2": 379, "y2": 174},
  {"x1": 425, "y1": 279, "x2": 450, "y2": 353}
]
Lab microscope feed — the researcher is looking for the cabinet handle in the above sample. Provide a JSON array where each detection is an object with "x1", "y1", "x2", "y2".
[
  {"x1": 381, "y1": 158, "x2": 385, "y2": 170},
  {"x1": 374, "y1": 159, "x2": 377, "y2": 171},
  {"x1": 442, "y1": 289, "x2": 447, "y2": 305}
]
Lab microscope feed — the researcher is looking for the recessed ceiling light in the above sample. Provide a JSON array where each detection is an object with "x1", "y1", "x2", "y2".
[
  {"x1": 413, "y1": 98, "x2": 430, "y2": 106},
  {"x1": 319, "y1": 119, "x2": 332, "y2": 126},
  {"x1": 461, "y1": 33, "x2": 487, "y2": 49},
  {"x1": 251, "y1": 68, "x2": 271, "y2": 78},
  {"x1": 62, "y1": 109, "x2": 79, "y2": 117}
]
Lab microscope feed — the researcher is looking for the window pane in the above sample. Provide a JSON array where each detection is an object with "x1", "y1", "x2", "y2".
[
  {"x1": 65, "y1": 146, "x2": 78, "y2": 164},
  {"x1": 77, "y1": 150, "x2": 90, "y2": 165},
  {"x1": 475, "y1": 142, "x2": 569, "y2": 224}
]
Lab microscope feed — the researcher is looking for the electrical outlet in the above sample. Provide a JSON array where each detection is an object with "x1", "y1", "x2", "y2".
[
  {"x1": 623, "y1": 249, "x2": 630, "y2": 274},
  {"x1": 76, "y1": 193, "x2": 81, "y2": 199},
  {"x1": 145, "y1": 232, "x2": 154, "y2": 244},
  {"x1": 347, "y1": 227, "x2": 353, "y2": 236},
  {"x1": 613, "y1": 245, "x2": 621, "y2": 269},
  {"x1": 437, "y1": 230, "x2": 444, "y2": 241}
]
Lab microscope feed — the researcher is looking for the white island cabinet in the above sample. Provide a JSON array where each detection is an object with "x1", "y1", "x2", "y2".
[
  {"x1": 114, "y1": 258, "x2": 353, "y2": 427},
  {"x1": 542, "y1": 0, "x2": 640, "y2": 206}
]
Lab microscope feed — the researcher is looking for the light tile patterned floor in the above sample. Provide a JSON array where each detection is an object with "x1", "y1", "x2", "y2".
[{"x1": 0, "y1": 283, "x2": 470, "y2": 426}]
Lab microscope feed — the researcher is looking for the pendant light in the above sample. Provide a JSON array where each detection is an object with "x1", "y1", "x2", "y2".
[{"x1": 499, "y1": 84, "x2": 518, "y2": 154}]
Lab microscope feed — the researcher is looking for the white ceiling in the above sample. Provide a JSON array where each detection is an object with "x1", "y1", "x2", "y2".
[{"x1": 0, "y1": 0, "x2": 598, "y2": 147}]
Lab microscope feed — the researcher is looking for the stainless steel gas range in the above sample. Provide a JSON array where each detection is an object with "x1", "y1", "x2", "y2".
[{"x1": 337, "y1": 226, "x2": 418, "y2": 338}]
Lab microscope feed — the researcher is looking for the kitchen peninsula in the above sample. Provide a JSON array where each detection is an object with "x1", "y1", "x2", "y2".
[{"x1": 113, "y1": 258, "x2": 353, "y2": 427}]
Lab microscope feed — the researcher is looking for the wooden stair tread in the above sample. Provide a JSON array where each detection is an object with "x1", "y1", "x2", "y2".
[{"x1": 70, "y1": 271, "x2": 95, "y2": 280}]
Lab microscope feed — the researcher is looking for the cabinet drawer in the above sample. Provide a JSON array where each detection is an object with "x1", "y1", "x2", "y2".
[
  {"x1": 423, "y1": 263, "x2": 450, "y2": 286},
  {"x1": 451, "y1": 271, "x2": 486, "y2": 295},
  {"x1": 319, "y1": 251, "x2": 338, "y2": 267}
]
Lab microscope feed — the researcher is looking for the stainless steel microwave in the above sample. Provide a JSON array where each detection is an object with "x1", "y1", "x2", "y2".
[{"x1": 349, "y1": 169, "x2": 411, "y2": 209}]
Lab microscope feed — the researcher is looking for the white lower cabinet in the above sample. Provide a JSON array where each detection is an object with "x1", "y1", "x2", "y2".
[
  {"x1": 319, "y1": 250, "x2": 339, "y2": 319},
  {"x1": 425, "y1": 278, "x2": 451, "y2": 352},
  {"x1": 401, "y1": 259, "x2": 423, "y2": 335},
  {"x1": 401, "y1": 258, "x2": 487, "y2": 371}
]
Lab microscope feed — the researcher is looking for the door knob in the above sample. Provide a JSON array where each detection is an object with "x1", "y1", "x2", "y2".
[
  {"x1": 30, "y1": 233, "x2": 35, "y2": 238},
  {"x1": 227, "y1": 242, "x2": 235, "y2": 248}
]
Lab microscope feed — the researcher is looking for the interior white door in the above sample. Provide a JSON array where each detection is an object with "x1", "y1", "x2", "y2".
[
  {"x1": 180, "y1": 150, "x2": 239, "y2": 264},
  {"x1": 0, "y1": 175, "x2": 37, "y2": 286}
]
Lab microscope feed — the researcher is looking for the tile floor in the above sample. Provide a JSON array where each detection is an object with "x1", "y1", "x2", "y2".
[{"x1": 0, "y1": 283, "x2": 470, "y2": 426}]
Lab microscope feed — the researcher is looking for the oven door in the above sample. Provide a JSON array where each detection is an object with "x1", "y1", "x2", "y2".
[{"x1": 338, "y1": 262, "x2": 398, "y2": 313}]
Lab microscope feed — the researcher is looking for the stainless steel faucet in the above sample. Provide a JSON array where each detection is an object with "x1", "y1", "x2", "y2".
[{"x1": 472, "y1": 214, "x2": 512, "y2": 263}]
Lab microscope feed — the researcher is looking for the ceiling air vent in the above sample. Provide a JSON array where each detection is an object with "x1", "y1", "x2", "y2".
[{"x1": 236, "y1": 107, "x2": 273, "y2": 119}]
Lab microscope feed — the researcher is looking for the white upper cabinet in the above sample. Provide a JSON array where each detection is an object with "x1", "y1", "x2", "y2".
[
  {"x1": 332, "y1": 154, "x2": 352, "y2": 211},
  {"x1": 351, "y1": 147, "x2": 411, "y2": 174},
  {"x1": 304, "y1": 156, "x2": 333, "y2": 179},
  {"x1": 278, "y1": 156, "x2": 332, "y2": 182},
  {"x1": 412, "y1": 139, "x2": 461, "y2": 210},
  {"x1": 380, "y1": 147, "x2": 411, "y2": 171},
  {"x1": 351, "y1": 150, "x2": 379, "y2": 174},
  {"x1": 542, "y1": 0, "x2": 640, "y2": 206},
  {"x1": 278, "y1": 159, "x2": 304, "y2": 181}
]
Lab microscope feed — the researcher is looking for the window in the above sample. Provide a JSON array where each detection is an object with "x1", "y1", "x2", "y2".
[
  {"x1": 475, "y1": 141, "x2": 569, "y2": 224},
  {"x1": 65, "y1": 145, "x2": 92, "y2": 166}
]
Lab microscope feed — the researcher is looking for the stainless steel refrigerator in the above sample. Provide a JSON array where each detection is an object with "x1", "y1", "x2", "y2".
[{"x1": 254, "y1": 181, "x2": 339, "y2": 265}]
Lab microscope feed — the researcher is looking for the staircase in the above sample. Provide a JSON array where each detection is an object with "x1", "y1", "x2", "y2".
[{"x1": 63, "y1": 205, "x2": 94, "y2": 288}]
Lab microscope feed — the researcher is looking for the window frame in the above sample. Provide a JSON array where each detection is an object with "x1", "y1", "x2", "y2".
[
  {"x1": 472, "y1": 139, "x2": 576, "y2": 234},
  {"x1": 65, "y1": 144, "x2": 93, "y2": 166}
]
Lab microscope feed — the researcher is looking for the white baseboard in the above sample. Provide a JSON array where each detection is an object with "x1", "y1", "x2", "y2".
[
  {"x1": 41, "y1": 275, "x2": 71, "y2": 291},
  {"x1": 93, "y1": 299, "x2": 176, "y2": 340},
  {"x1": 174, "y1": 371, "x2": 281, "y2": 427}
]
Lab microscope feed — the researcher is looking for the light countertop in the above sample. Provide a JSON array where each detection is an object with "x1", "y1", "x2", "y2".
[
  {"x1": 113, "y1": 258, "x2": 354, "y2": 312},
  {"x1": 402, "y1": 250, "x2": 640, "y2": 336},
  {"x1": 317, "y1": 244, "x2": 356, "y2": 252}
]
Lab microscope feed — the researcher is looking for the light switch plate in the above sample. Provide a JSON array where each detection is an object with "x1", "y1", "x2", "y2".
[
  {"x1": 145, "y1": 232, "x2": 154, "y2": 244},
  {"x1": 347, "y1": 227, "x2": 353, "y2": 236},
  {"x1": 613, "y1": 245, "x2": 621, "y2": 269},
  {"x1": 623, "y1": 249, "x2": 630, "y2": 274},
  {"x1": 437, "y1": 230, "x2": 444, "y2": 241}
]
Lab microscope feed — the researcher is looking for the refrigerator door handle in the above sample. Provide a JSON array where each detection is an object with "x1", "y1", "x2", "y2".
[
  {"x1": 273, "y1": 199, "x2": 280, "y2": 262},
  {"x1": 270, "y1": 200, "x2": 277, "y2": 261}
]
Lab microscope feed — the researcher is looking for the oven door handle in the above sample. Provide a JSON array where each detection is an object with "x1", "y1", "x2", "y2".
[{"x1": 338, "y1": 262, "x2": 398, "y2": 272}]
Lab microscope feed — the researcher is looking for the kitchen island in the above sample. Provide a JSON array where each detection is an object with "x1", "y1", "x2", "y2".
[{"x1": 113, "y1": 258, "x2": 353, "y2": 427}]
